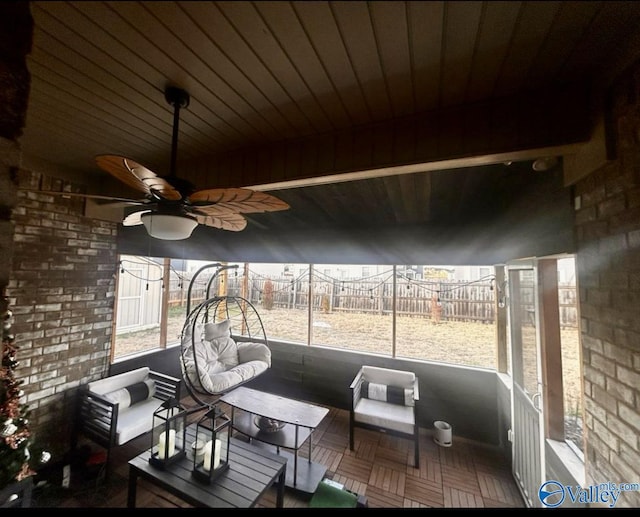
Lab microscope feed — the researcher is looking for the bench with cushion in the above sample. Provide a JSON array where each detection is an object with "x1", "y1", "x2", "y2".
[
  {"x1": 349, "y1": 365, "x2": 420, "y2": 467},
  {"x1": 74, "y1": 367, "x2": 182, "y2": 475}
]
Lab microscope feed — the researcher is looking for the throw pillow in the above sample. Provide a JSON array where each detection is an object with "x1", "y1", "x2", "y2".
[
  {"x1": 211, "y1": 336, "x2": 239, "y2": 369},
  {"x1": 104, "y1": 378, "x2": 156, "y2": 409},
  {"x1": 203, "y1": 320, "x2": 239, "y2": 370},
  {"x1": 360, "y1": 381, "x2": 414, "y2": 406},
  {"x1": 204, "y1": 319, "x2": 231, "y2": 341}
]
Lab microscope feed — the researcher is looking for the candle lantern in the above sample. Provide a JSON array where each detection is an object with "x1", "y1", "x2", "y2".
[
  {"x1": 192, "y1": 405, "x2": 231, "y2": 484},
  {"x1": 149, "y1": 397, "x2": 187, "y2": 469}
]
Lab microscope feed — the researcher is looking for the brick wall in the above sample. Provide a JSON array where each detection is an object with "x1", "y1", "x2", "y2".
[
  {"x1": 7, "y1": 170, "x2": 117, "y2": 459},
  {"x1": 575, "y1": 62, "x2": 640, "y2": 508}
]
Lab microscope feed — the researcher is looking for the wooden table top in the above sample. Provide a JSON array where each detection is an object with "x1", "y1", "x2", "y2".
[{"x1": 128, "y1": 425, "x2": 287, "y2": 508}]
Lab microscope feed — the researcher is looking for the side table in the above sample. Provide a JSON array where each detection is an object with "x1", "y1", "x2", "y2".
[{"x1": 220, "y1": 387, "x2": 329, "y2": 494}]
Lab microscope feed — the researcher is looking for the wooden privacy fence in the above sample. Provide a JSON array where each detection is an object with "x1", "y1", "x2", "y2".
[{"x1": 167, "y1": 274, "x2": 578, "y2": 328}]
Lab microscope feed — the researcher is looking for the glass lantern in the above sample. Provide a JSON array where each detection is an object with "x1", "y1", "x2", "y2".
[
  {"x1": 149, "y1": 397, "x2": 187, "y2": 469},
  {"x1": 192, "y1": 405, "x2": 231, "y2": 484}
]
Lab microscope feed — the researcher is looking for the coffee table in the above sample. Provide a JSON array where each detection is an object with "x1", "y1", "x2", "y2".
[
  {"x1": 127, "y1": 423, "x2": 287, "y2": 508},
  {"x1": 220, "y1": 387, "x2": 329, "y2": 494}
]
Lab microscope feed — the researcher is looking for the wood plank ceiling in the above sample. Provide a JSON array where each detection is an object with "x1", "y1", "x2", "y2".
[{"x1": 19, "y1": 1, "x2": 640, "y2": 237}]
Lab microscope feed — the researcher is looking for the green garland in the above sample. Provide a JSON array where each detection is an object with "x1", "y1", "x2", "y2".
[{"x1": 0, "y1": 293, "x2": 34, "y2": 489}]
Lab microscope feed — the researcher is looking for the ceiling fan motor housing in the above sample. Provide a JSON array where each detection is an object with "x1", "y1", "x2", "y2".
[{"x1": 165, "y1": 86, "x2": 190, "y2": 109}]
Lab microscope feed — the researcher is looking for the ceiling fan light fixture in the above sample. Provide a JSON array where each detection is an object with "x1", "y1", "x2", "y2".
[{"x1": 141, "y1": 212, "x2": 198, "y2": 240}]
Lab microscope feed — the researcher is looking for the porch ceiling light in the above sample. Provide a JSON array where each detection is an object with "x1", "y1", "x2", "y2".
[
  {"x1": 141, "y1": 213, "x2": 198, "y2": 240},
  {"x1": 532, "y1": 156, "x2": 559, "y2": 172}
]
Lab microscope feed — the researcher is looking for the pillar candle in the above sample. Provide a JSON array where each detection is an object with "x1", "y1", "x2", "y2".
[
  {"x1": 203, "y1": 439, "x2": 222, "y2": 471},
  {"x1": 192, "y1": 440, "x2": 205, "y2": 464},
  {"x1": 157, "y1": 429, "x2": 176, "y2": 459},
  {"x1": 213, "y1": 438, "x2": 221, "y2": 470}
]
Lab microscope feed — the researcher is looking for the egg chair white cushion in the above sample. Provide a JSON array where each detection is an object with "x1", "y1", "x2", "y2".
[{"x1": 183, "y1": 319, "x2": 271, "y2": 395}]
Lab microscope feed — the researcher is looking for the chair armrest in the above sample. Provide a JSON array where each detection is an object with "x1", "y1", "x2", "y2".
[
  {"x1": 77, "y1": 388, "x2": 119, "y2": 449},
  {"x1": 350, "y1": 369, "x2": 364, "y2": 410},
  {"x1": 349, "y1": 369, "x2": 363, "y2": 390},
  {"x1": 149, "y1": 370, "x2": 182, "y2": 401},
  {"x1": 413, "y1": 377, "x2": 419, "y2": 402}
]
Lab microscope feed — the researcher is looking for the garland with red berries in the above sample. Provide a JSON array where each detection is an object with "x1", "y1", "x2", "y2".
[{"x1": 0, "y1": 291, "x2": 34, "y2": 489}]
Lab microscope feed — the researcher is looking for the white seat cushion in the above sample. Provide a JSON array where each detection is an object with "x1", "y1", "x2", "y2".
[
  {"x1": 186, "y1": 358, "x2": 269, "y2": 394},
  {"x1": 115, "y1": 397, "x2": 163, "y2": 445},
  {"x1": 205, "y1": 360, "x2": 269, "y2": 394},
  {"x1": 183, "y1": 339, "x2": 270, "y2": 394},
  {"x1": 354, "y1": 398, "x2": 415, "y2": 435}
]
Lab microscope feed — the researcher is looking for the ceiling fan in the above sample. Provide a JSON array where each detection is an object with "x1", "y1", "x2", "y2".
[{"x1": 27, "y1": 86, "x2": 290, "y2": 240}]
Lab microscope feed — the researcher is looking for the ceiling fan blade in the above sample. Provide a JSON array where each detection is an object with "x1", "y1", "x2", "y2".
[
  {"x1": 95, "y1": 155, "x2": 183, "y2": 201},
  {"x1": 122, "y1": 209, "x2": 151, "y2": 227},
  {"x1": 18, "y1": 189, "x2": 146, "y2": 205},
  {"x1": 93, "y1": 199, "x2": 148, "y2": 209},
  {"x1": 188, "y1": 188, "x2": 290, "y2": 214},
  {"x1": 193, "y1": 210, "x2": 248, "y2": 232}
]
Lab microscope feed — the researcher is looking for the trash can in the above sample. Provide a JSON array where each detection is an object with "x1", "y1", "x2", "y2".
[{"x1": 433, "y1": 420, "x2": 452, "y2": 447}]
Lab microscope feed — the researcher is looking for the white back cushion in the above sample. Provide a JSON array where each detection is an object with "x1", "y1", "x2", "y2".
[
  {"x1": 87, "y1": 367, "x2": 150, "y2": 395},
  {"x1": 361, "y1": 365, "x2": 415, "y2": 389},
  {"x1": 204, "y1": 319, "x2": 231, "y2": 341}
]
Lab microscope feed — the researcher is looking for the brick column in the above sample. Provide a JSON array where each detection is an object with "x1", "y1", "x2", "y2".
[{"x1": 575, "y1": 60, "x2": 640, "y2": 507}]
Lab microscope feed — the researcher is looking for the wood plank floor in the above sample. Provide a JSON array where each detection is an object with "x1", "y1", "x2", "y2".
[{"x1": 32, "y1": 399, "x2": 525, "y2": 508}]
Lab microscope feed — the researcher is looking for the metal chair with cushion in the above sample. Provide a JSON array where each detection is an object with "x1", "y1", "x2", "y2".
[{"x1": 349, "y1": 365, "x2": 420, "y2": 467}]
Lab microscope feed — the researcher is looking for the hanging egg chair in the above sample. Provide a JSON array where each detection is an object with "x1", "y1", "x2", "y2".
[
  {"x1": 180, "y1": 266, "x2": 271, "y2": 407},
  {"x1": 180, "y1": 295, "x2": 271, "y2": 407}
]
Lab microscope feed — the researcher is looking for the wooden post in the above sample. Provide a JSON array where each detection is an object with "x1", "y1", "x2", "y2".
[
  {"x1": 293, "y1": 274, "x2": 298, "y2": 310},
  {"x1": 216, "y1": 263, "x2": 229, "y2": 321},
  {"x1": 109, "y1": 258, "x2": 123, "y2": 364},
  {"x1": 159, "y1": 257, "x2": 171, "y2": 348},
  {"x1": 242, "y1": 263, "x2": 249, "y2": 299},
  {"x1": 218, "y1": 264, "x2": 228, "y2": 297},
  {"x1": 392, "y1": 266, "x2": 397, "y2": 357},
  {"x1": 308, "y1": 264, "x2": 314, "y2": 346},
  {"x1": 431, "y1": 288, "x2": 442, "y2": 324},
  {"x1": 495, "y1": 266, "x2": 508, "y2": 373},
  {"x1": 538, "y1": 259, "x2": 565, "y2": 441},
  {"x1": 330, "y1": 280, "x2": 335, "y2": 312}
]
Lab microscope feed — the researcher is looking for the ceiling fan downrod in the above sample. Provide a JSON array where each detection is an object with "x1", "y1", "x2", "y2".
[{"x1": 164, "y1": 86, "x2": 190, "y2": 178}]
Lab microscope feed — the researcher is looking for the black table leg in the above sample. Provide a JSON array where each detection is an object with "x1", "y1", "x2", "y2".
[
  {"x1": 276, "y1": 465, "x2": 286, "y2": 508},
  {"x1": 293, "y1": 425, "x2": 299, "y2": 486},
  {"x1": 127, "y1": 466, "x2": 138, "y2": 508}
]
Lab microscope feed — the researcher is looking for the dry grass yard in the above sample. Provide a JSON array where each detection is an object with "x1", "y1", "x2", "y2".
[{"x1": 115, "y1": 307, "x2": 582, "y2": 414}]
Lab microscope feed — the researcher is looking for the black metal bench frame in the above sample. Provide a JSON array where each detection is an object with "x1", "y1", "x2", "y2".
[{"x1": 72, "y1": 370, "x2": 182, "y2": 479}]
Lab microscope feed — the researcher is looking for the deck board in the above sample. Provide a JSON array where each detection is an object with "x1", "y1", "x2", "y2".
[{"x1": 32, "y1": 402, "x2": 524, "y2": 508}]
